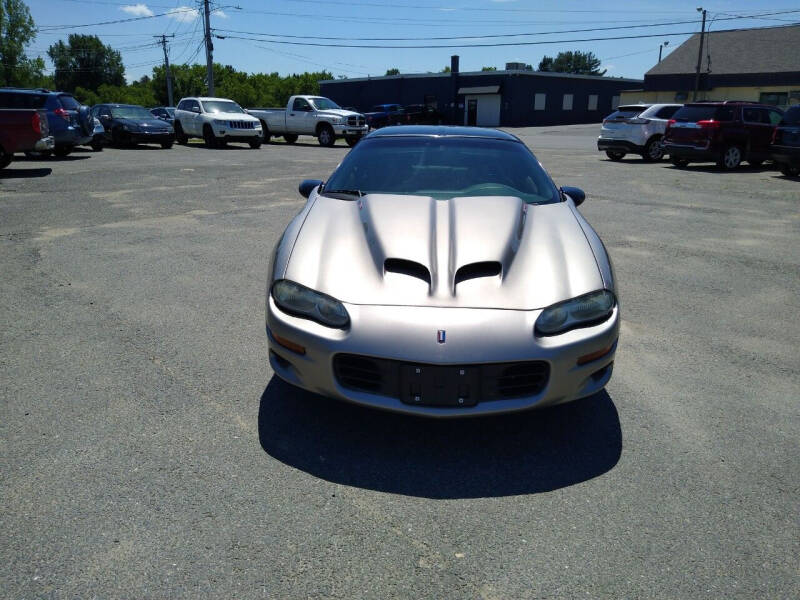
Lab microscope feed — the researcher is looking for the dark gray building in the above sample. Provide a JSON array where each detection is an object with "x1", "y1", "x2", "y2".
[{"x1": 319, "y1": 56, "x2": 641, "y2": 127}]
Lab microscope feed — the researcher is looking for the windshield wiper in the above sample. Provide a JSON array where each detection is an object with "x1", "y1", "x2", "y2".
[{"x1": 323, "y1": 188, "x2": 364, "y2": 198}]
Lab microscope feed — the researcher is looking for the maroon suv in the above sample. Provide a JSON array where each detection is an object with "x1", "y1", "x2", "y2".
[{"x1": 664, "y1": 101, "x2": 783, "y2": 170}]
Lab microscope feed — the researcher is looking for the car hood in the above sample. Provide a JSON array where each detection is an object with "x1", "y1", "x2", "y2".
[
  {"x1": 208, "y1": 111, "x2": 260, "y2": 122},
  {"x1": 317, "y1": 109, "x2": 362, "y2": 118},
  {"x1": 116, "y1": 117, "x2": 172, "y2": 129},
  {"x1": 282, "y1": 193, "x2": 603, "y2": 310}
]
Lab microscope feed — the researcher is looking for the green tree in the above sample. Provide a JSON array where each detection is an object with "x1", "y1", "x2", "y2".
[
  {"x1": 481, "y1": 66, "x2": 497, "y2": 71},
  {"x1": 441, "y1": 66, "x2": 451, "y2": 73},
  {"x1": 537, "y1": 51, "x2": 605, "y2": 76},
  {"x1": 0, "y1": 0, "x2": 41, "y2": 86},
  {"x1": 385, "y1": 68, "x2": 400, "y2": 76},
  {"x1": 47, "y1": 34, "x2": 125, "y2": 92}
]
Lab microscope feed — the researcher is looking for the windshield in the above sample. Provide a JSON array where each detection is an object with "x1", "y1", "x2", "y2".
[
  {"x1": 166, "y1": 108, "x2": 175, "y2": 117},
  {"x1": 58, "y1": 95, "x2": 81, "y2": 110},
  {"x1": 111, "y1": 105, "x2": 155, "y2": 119},
  {"x1": 202, "y1": 100, "x2": 244, "y2": 114},
  {"x1": 324, "y1": 137, "x2": 559, "y2": 204},
  {"x1": 310, "y1": 97, "x2": 341, "y2": 111}
]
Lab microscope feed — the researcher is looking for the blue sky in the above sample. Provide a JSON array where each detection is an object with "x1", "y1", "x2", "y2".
[{"x1": 28, "y1": 0, "x2": 800, "y2": 83}]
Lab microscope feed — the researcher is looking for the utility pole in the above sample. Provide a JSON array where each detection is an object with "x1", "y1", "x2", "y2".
[
  {"x1": 693, "y1": 8, "x2": 707, "y2": 101},
  {"x1": 658, "y1": 40, "x2": 669, "y2": 63},
  {"x1": 203, "y1": 0, "x2": 214, "y2": 96},
  {"x1": 154, "y1": 34, "x2": 175, "y2": 107}
]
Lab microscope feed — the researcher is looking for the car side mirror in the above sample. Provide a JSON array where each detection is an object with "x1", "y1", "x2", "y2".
[
  {"x1": 299, "y1": 179, "x2": 323, "y2": 198},
  {"x1": 560, "y1": 186, "x2": 585, "y2": 206},
  {"x1": 191, "y1": 106, "x2": 200, "y2": 114}
]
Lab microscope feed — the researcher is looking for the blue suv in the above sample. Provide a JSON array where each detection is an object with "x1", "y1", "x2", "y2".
[{"x1": 0, "y1": 88, "x2": 94, "y2": 157}]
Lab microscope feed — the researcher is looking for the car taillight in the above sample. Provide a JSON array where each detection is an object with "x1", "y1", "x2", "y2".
[
  {"x1": 771, "y1": 127, "x2": 779, "y2": 144},
  {"x1": 697, "y1": 120, "x2": 720, "y2": 129},
  {"x1": 32, "y1": 112, "x2": 41, "y2": 135},
  {"x1": 666, "y1": 119, "x2": 676, "y2": 128},
  {"x1": 54, "y1": 107, "x2": 69, "y2": 121}
]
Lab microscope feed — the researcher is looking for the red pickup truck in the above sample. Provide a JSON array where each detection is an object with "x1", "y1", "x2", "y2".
[{"x1": 0, "y1": 108, "x2": 54, "y2": 170}]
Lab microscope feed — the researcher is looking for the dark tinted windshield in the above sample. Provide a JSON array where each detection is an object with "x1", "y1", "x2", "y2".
[
  {"x1": 58, "y1": 95, "x2": 81, "y2": 110},
  {"x1": 111, "y1": 105, "x2": 154, "y2": 119},
  {"x1": 780, "y1": 106, "x2": 800, "y2": 126},
  {"x1": 0, "y1": 92, "x2": 47, "y2": 108},
  {"x1": 673, "y1": 105, "x2": 734, "y2": 122},
  {"x1": 324, "y1": 137, "x2": 559, "y2": 204}
]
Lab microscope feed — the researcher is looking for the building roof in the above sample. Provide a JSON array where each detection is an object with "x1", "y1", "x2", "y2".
[
  {"x1": 647, "y1": 24, "x2": 800, "y2": 76},
  {"x1": 320, "y1": 70, "x2": 641, "y2": 84}
]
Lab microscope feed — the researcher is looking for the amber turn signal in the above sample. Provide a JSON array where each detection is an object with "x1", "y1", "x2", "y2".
[
  {"x1": 577, "y1": 342, "x2": 615, "y2": 366},
  {"x1": 270, "y1": 330, "x2": 306, "y2": 355}
]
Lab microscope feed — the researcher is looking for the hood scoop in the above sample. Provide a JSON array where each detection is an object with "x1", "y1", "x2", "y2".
[
  {"x1": 384, "y1": 258, "x2": 431, "y2": 287},
  {"x1": 454, "y1": 261, "x2": 502, "y2": 287}
]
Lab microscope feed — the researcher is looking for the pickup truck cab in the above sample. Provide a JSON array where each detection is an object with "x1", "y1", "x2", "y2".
[
  {"x1": 174, "y1": 97, "x2": 262, "y2": 149},
  {"x1": 248, "y1": 96, "x2": 367, "y2": 147}
]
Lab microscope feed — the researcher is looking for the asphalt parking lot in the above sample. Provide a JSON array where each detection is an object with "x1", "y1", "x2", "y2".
[{"x1": 2, "y1": 126, "x2": 798, "y2": 599}]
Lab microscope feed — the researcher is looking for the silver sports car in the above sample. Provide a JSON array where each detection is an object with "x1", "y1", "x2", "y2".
[{"x1": 266, "y1": 126, "x2": 619, "y2": 417}]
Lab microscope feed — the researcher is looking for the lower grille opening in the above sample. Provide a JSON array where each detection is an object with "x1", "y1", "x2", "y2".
[
  {"x1": 494, "y1": 362, "x2": 549, "y2": 398},
  {"x1": 333, "y1": 355, "x2": 384, "y2": 392}
]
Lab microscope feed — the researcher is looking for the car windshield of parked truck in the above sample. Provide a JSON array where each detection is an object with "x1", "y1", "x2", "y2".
[
  {"x1": 309, "y1": 97, "x2": 341, "y2": 111},
  {"x1": 673, "y1": 106, "x2": 734, "y2": 122},
  {"x1": 202, "y1": 101, "x2": 245, "y2": 114},
  {"x1": 111, "y1": 106, "x2": 156, "y2": 119},
  {"x1": 324, "y1": 137, "x2": 559, "y2": 204}
]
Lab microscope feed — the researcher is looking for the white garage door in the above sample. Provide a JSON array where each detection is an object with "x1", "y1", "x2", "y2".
[{"x1": 464, "y1": 94, "x2": 501, "y2": 127}]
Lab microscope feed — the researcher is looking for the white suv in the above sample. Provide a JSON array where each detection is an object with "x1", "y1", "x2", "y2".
[
  {"x1": 597, "y1": 103, "x2": 682, "y2": 161},
  {"x1": 174, "y1": 97, "x2": 262, "y2": 148}
]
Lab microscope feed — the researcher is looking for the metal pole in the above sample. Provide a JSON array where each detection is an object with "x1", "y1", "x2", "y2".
[
  {"x1": 659, "y1": 44, "x2": 663, "y2": 63},
  {"x1": 693, "y1": 9, "x2": 707, "y2": 101},
  {"x1": 155, "y1": 34, "x2": 175, "y2": 107},
  {"x1": 203, "y1": 0, "x2": 214, "y2": 96}
]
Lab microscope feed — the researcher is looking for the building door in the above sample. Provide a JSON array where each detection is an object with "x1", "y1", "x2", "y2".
[
  {"x1": 466, "y1": 99, "x2": 477, "y2": 126},
  {"x1": 464, "y1": 94, "x2": 501, "y2": 127}
]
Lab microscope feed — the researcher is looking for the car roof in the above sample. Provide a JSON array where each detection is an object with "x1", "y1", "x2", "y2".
[{"x1": 367, "y1": 125, "x2": 520, "y2": 141}]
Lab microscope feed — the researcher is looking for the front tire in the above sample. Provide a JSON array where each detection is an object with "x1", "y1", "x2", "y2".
[
  {"x1": 203, "y1": 124, "x2": 218, "y2": 148},
  {"x1": 718, "y1": 145, "x2": 742, "y2": 170},
  {"x1": 781, "y1": 164, "x2": 799, "y2": 177},
  {"x1": 642, "y1": 136, "x2": 665, "y2": 162},
  {"x1": 605, "y1": 150, "x2": 625, "y2": 161},
  {"x1": 249, "y1": 138, "x2": 262, "y2": 149},
  {"x1": 345, "y1": 135, "x2": 361, "y2": 147},
  {"x1": 91, "y1": 142, "x2": 103, "y2": 152},
  {"x1": 317, "y1": 125, "x2": 335, "y2": 147},
  {"x1": 260, "y1": 120, "x2": 271, "y2": 142},
  {"x1": 283, "y1": 134, "x2": 298, "y2": 144},
  {"x1": 161, "y1": 141, "x2": 173, "y2": 149},
  {"x1": 174, "y1": 121, "x2": 188, "y2": 144}
]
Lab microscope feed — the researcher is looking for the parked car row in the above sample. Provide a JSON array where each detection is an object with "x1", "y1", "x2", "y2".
[
  {"x1": 363, "y1": 103, "x2": 445, "y2": 129},
  {"x1": 597, "y1": 100, "x2": 799, "y2": 177}
]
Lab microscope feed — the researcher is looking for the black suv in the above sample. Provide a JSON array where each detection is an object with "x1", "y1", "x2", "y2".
[
  {"x1": 770, "y1": 104, "x2": 800, "y2": 177},
  {"x1": 0, "y1": 88, "x2": 93, "y2": 157},
  {"x1": 664, "y1": 101, "x2": 783, "y2": 170}
]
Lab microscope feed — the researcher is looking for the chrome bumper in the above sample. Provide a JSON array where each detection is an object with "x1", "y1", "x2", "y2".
[{"x1": 35, "y1": 136, "x2": 55, "y2": 151}]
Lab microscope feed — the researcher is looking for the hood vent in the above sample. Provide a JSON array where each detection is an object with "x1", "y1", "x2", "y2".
[
  {"x1": 454, "y1": 261, "x2": 502, "y2": 287},
  {"x1": 384, "y1": 258, "x2": 431, "y2": 286}
]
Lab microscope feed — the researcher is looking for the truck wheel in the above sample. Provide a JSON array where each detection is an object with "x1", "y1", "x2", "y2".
[
  {"x1": 53, "y1": 145, "x2": 72, "y2": 157},
  {"x1": 283, "y1": 134, "x2": 298, "y2": 144},
  {"x1": 175, "y1": 122, "x2": 188, "y2": 144},
  {"x1": 717, "y1": 145, "x2": 742, "y2": 170},
  {"x1": 260, "y1": 120, "x2": 271, "y2": 142},
  {"x1": 345, "y1": 135, "x2": 361, "y2": 147},
  {"x1": 317, "y1": 125, "x2": 335, "y2": 147},
  {"x1": 249, "y1": 138, "x2": 262, "y2": 149},
  {"x1": 642, "y1": 136, "x2": 665, "y2": 162},
  {"x1": 203, "y1": 124, "x2": 218, "y2": 148},
  {"x1": 0, "y1": 146, "x2": 11, "y2": 170}
]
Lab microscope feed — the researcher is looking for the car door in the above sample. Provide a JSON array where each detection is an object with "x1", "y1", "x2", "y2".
[
  {"x1": 742, "y1": 107, "x2": 773, "y2": 157},
  {"x1": 287, "y1": 97, "x2": 314, "y2": 134},
  {"x1": 189, "y1": 100, "x2": 204, "y2": 135}
]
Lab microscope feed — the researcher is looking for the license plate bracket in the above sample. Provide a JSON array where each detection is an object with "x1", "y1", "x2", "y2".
[{"x1": 400, "y1": 364, "x2": 479, "y2": 407}]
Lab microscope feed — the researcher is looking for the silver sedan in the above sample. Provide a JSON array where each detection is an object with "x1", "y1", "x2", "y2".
[{"x1": 266, "y1": 126, "x2": 619, "y2": 417}]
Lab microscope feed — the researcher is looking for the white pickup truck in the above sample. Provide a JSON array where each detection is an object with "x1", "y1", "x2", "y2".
[
  {"x1": 248, "y1": 96, "x2": 368, "y2": 147},
  {"x1": 174, "y1": 96, "x2": 262, "y2": 149}
]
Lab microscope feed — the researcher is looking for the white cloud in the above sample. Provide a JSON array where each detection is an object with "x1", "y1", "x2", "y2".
[
  {"x1": 120, "y1": 3, "x2": 154, "y2": 17},
  {"x1": 167, "y1": 6, "x2": 200, "y2": 22},
  {"x1": 212, "y1": 9, "x2": 228, "y2": 19}
]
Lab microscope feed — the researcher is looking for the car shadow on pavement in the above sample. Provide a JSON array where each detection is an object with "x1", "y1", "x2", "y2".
[
  {"x1": 17, "y1": 154, "x2": 89, "y2": 162},
  {"x1": 0, "y1": 167, "x2": 52, "y2": 178},
  {"x1": 258, "y1": 376, "x2": 622, "y2": 499}
]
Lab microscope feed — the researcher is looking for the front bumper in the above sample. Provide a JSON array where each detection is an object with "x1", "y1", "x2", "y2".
[
  {"x1": 266, "y1": 299, "x2": 619, "y2": 417},
  {"x1": 333, "y1": 124, "x2": 368, "y2": 137},
  {"x1": 214, "y1": 125, "x2": 262, "y2": 138},
  {"x1": 597, "y1": 137, "x2": 644, "y2": 154},
  {"x1": 770, "y1": 145, "x2": 800, "y2": 167},
  {"x1": 128, "y1": 131, "x2": 175, "y2": 144},
  {"x1": 35, "y1": 136, "x2": 55, "y2": 151}
]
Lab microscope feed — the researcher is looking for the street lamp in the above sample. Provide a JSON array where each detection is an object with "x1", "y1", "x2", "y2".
[{"x1": 658, "y1": 41, "x2": 669, "y2": 63}]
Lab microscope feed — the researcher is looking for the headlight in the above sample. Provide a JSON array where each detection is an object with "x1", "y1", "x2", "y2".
[
  {"x1": 331, "y1": 116, "x2": 344, "y2": 124},
  {"x1": 213, "y1": 119, "x2": 227, "y2": 126},
  {"x1": 272, "y1": 279, "x2": 350, "y2": 329},
  {"x1": 535, "y1": 290, "x2": 616, "y2": 336}
]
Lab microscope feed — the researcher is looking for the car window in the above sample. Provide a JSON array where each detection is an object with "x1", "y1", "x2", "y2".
[
  {"x1": 202, "y1": 100, "x2": 243, "y2": 114},
  {"x1": 767, "y1": 109, "x2": 783, "y2": 125},
  {"x1": 111, "y1": 105, "x2": 155, "y2": 119},
  {"x1": 309, "y1": 97, "x2": 340, "y2": 110},
  {"x1": 190, "y1": 100, "x2": 200, "y2": 111},
  {"x1": 293, "y1": 98, "x2": 312, "y2": 112},
  {"x1": 742, "y1": 107, "x2": 763, "y2": 123},
  {"x1": 58, "y1": 95, "x2": 81, "y2": 110},
  {"x1": 325, "y1": 137, "x2": 559, "y2": 205},
  {"x1": 604, "y1": 108, "x2": 644, "y2": 121},
  {"x1": 177, "y1": 100, "x2": 187, "y2": 110},
  {"x1": 780, "y1": 106, "x2": 800, "y2": 125},
  {"x1": 655, "y1": 106, "x2": 680, "y2": 119},
  {"x1": 99, "y1": 107, "x2": 112, "y2": 117},
  {"x1": 0, "y1": 91, "x2": 48, "y2": 108},
  {"x1": 673, "y1": 105, "x2": 734, "y2": 122}
]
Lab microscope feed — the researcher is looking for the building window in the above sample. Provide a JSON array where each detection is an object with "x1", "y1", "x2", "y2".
[
  {"x1": 611, "y1": 95, "x2": 620, "y2": 109},
  {"x1": 587, "y1": 94, "x2": 598, "y2": 111},
  {"x1": 534, "y1": 93, "x2": 546, "y2": 110},
  {"x1": 562, "y1": 94, "x2": 573, "y2": 110},
  {"x1": 759, "y1": 92, "x2": 788, "y2": 107},
  {"x1": 674, "y1": 92, "x2": 688, "y2": 102}
]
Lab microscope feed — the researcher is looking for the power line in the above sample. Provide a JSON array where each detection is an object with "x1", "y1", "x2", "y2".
[{"x1": 39, "y1": 8, "x2": 197, "y2": 30}]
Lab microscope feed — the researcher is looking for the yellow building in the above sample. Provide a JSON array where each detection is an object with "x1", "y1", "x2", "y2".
[{"x1": 621, "y1": 24, "x2": 800, "y2": 108}]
